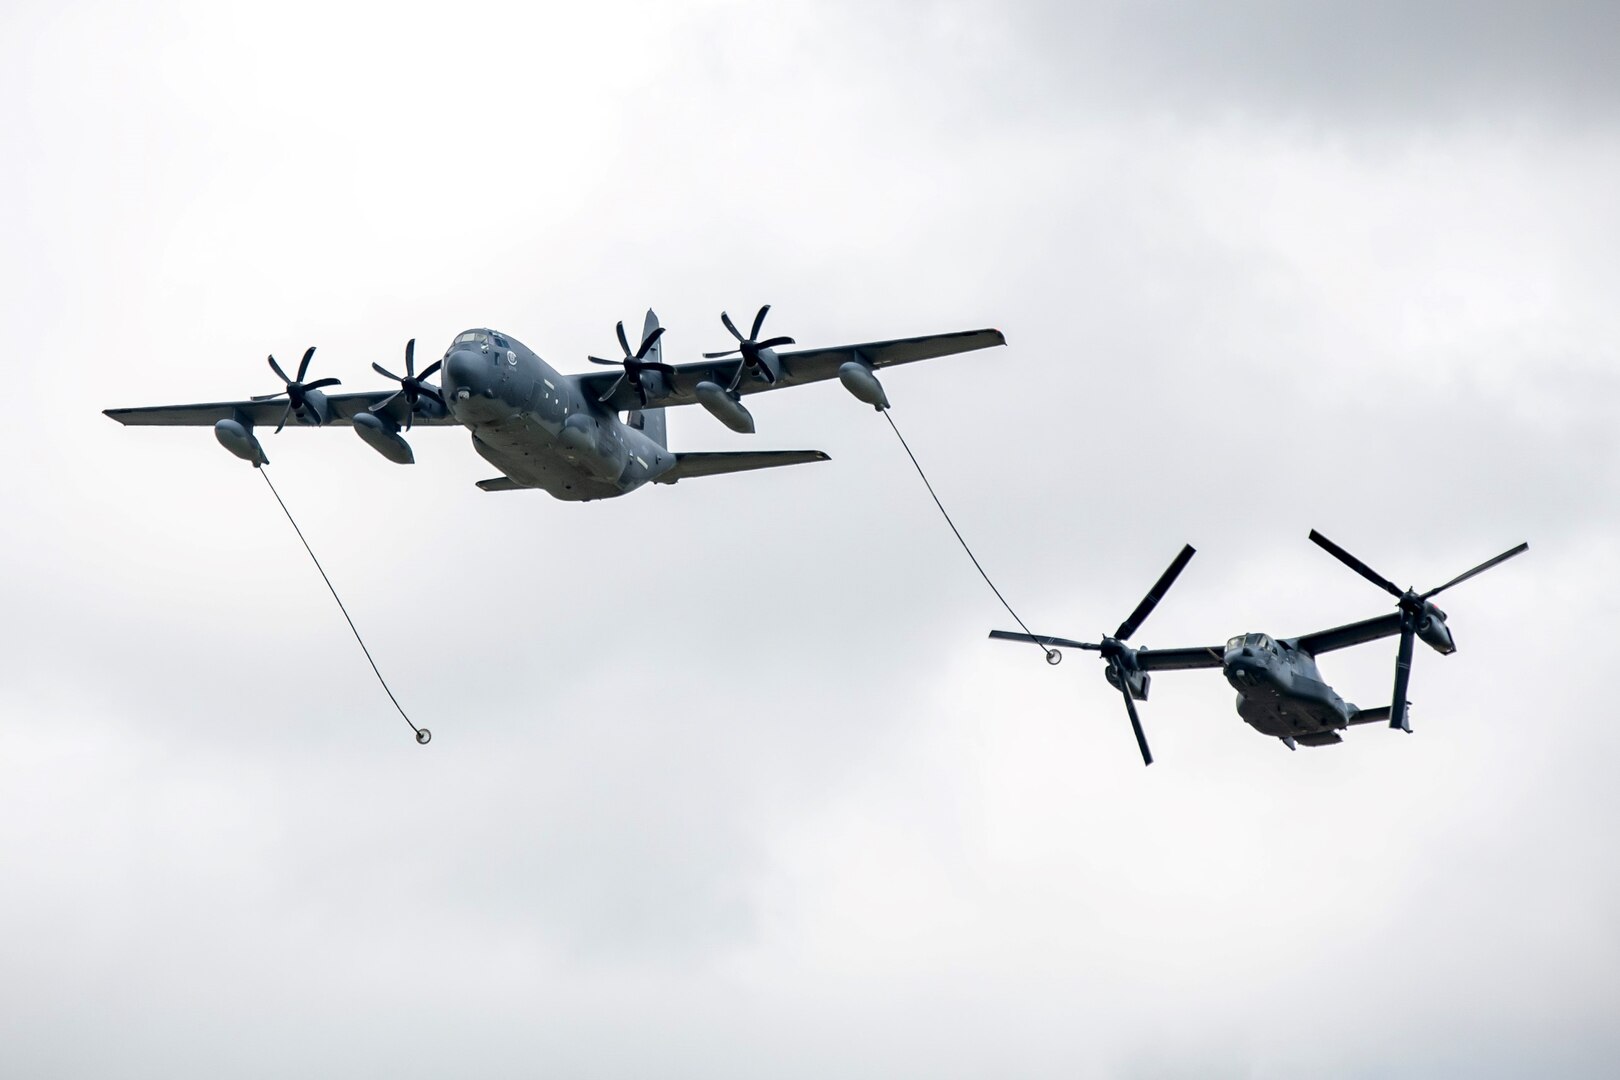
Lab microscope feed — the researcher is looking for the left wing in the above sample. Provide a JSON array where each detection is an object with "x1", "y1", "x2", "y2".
[
  {"x1": 581, "y1": 328, "x2": 1006, "y2": 413},
  {"x1": 104, "y1": 391, "x2": 457, "y2": 429},
  {"x1": 1135, "y1": 646, "x2": 1226, "y2": 671},
  {"x1": 1293, "y1": 612, "x2": 1404, "y2": 656}
]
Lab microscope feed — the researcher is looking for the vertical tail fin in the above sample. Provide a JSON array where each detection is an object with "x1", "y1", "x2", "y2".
[{"x1": 627, "y1": 308, "x2": 668, "y2": 448}]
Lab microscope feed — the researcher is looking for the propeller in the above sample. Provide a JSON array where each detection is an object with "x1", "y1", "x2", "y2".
[
  {"x1": 1308, "y1": 530, "x2": 1528, "y2": 732},
  {"x1": 703, "y1": 304, "x2": 795, "y2": 391},
  {"x1": 990, "y1": 544, "x2": 1196, "y2": 766},
  {"x1": 589, "y1": 321, "x2": 675, "y2": 406},
  {"x1": 370, "y1": 339, "x2": 445, "y2": 430},
  {"x1": 251, "y1": 347, "x2": 341, "y2": 433}
]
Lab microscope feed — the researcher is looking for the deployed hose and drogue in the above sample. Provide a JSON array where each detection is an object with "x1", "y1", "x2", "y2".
[
  {"x1": 870, "y1": 399, "x2": 1054, "y2": 664},
  {"x1": 258, "y1": 467, "x2": 429, "y2": 745}
]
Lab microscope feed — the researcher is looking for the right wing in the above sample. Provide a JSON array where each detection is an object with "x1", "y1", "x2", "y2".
[
  {"x1": 104, "y1": 392, "x2": 458, "y2": 429},
  {"x1": 1293, "y1": 613, "x2": 1404, "y2": 656},
  {"x1": 581, "y1": 328, "x2": 1006, "y2": 413}
]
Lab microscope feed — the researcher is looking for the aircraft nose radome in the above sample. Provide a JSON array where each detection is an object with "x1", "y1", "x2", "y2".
[{"x1": 443, "y1": 349, "x2": 487, "y2": 398}]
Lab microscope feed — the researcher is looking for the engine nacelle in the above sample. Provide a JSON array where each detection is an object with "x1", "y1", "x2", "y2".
[
  {"x1": 695, "y1": 380, "x2": 756, "y2": 434},
  {"x1": 1417, "y1": 604, "x2": 1456, "y2": 655},
  {"x1": 1105, "y1": 662, "x2": 1151, "y2": 702},
  {"x1": 353, "y1": 411, "x2": 414, "y2": 465},
  {"x1": 838, "y1": 360, "x2": 890, "y2": 410},
  {"x1": 214, "y1": 418, "x2": 268, "y2": 467}
]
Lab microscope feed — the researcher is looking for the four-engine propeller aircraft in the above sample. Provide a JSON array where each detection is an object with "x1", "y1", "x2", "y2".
[
  {"x1": 989, "y1": 533, "x2": 1527, "y2": 765},
  {"x1": 104, "y1": 307, "x2": 1005, "y2": 502}
]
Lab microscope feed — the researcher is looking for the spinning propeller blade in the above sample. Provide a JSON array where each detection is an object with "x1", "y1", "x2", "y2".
[
  {"x1": 1420, "y1": 542, "x2": 1530, "y2": 600},
  {"x1": 256, "y1": 346, "x2": 340, "y2": 433},
  {"x1": 370, "y1": 339, "x2": 444, "y2": 430},
  {"x1": 1390, "y1": 612, "x2": 1416, "y2": 732},
  {"x1": 1114, "y1": 544, "x2": 1196, "y2": 642},
  {"x1": 1112, "y1": 659, "x2": 1153, "y2": 766},
  {"x1": 594, "y1": 319, "x2": 676, "y2": 406},
  {"x1": 1308, "y1": 530, "x2": 1527, "y2": 734},
  {"x1": 703, "y1": 305, "x2": 795, "y2": 387},
  {"x1": 1308, "y1": 530, "x2": 1403, "y2": 599}
]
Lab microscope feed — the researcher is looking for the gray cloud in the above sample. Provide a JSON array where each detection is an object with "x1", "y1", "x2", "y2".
[{"x1": 1, "y1": 0, "x2": 1617, "y2": 1076}]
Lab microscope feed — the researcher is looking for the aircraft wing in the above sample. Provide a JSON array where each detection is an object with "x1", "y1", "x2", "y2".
[
  {"x1": 581, "y1": 328, "x2": 1007, "y2": 413},
  {"x1": 1293, "y1": 612, "x2": 1404, "y2": 656},
  {"x1": 103, "y1": 391, "x2": 457, "y2": 429},
  {"x1": 1135, "y1": 646, "x2": 1226, "y2": 671}
]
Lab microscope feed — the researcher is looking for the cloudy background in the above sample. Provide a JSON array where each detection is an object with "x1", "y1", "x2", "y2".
[{"x1": 3, "y1": 1, "x2": 1617, "y2": 1075}]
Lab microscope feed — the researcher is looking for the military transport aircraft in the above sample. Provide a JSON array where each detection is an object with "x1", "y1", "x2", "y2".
[
  {"x1": 989, "y1": 532, "x2": 1527, "y2": 765},
  {"x1": 104, "y1": 307, "x2": 1005, "y2": 501}
]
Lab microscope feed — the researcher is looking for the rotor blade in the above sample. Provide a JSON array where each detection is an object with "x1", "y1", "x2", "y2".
[
  {"x1": 634, "y1": 326, "x2": 665, "y2": 359},
  {"x1": 703, "y1": 349, "x2": 740, "y2": 359},
  {"x1": 267, "y1": 355, "x2": 291, "y2": 384},
  {"x1": 1390, "y1": 616, "x2": 1416, "y2": 733},
  {"x1": 1113, "y1": 661, "x2": 1153, "y2": 766},
  {"x1": 295, "y1": 346, "x2": 316, "y2": 382},
  {"x1": 372, "y1": 389, "x2": 403, "y2": 415},
  {"x1": 1420, "y1": 542, "x2": 1530, "y2": 600},
  {"x1": 372, "y1": 363, "x2": 403, "y2": 382},
  {"x1": 721, "y1": 310, "x2": 744, "y2": 341},
  {"x1": 250, "y1": 391, "x2": 288, "y2": 402},
  {"x1": 403, "y1": 338, "x2": 416, "y2": 378},
  {"x1": 755, "y1": 336, "x2": 795, "y2": 350},
  {"x1": 726, "y1": 364, "x2": 745, "y2": 393},
  {"x1": 302, "y1": 377, "x2": 342, "y2": 391},
  {"x1": 588, "y1": 356, "x2": 621, "y2": 366},
  {"x1": 1308, "y1": 530, "x2": 1403, "y2": 599},
  {"x1": 275, "y1": 401, "x2": 293, "y2": 434},
  {"x1": 1115, "y1": 544, "x2": 1196, "y2": 641},
  {"x1": 416, "y1": 359, "x2": 443, "y2": 381},
  {"x1": 988, "y1": 630, "x2": 1102, "y2": 651},
  {"x1": 598, "y1": 374, "x2": 626, "y2": 403},
  {"x1": 614, "y1": 320, "x2": 631, "y2": 357},
  {"x1": 750, "y1": 304, "x2": 771, "y2": 340}
]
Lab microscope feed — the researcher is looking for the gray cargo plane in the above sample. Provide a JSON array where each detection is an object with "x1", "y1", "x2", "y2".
[
  {"x1": 105, "y1": 307, "x2": 1005, "y2": 501},
  {"x1": 991, "y1": 533, "x2": 1527, "y2": 764}
]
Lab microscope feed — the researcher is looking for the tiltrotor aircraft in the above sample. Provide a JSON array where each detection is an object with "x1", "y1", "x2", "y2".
[
  {"x1": 990, "y1": 532, "x2": 1527, "y2": 765},
  {"x1": 104, "y1": 307, "x2": 1005, "y2": 501}
]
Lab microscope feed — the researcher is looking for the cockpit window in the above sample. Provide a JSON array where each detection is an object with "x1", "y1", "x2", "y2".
[
  {"x1": 1227, "y1": 636, "x2": 1243, "y2": 651},
  {"x1": 1244, "y1": 633, "x2": 1275, "y2": 651},
  {"x1": 455, "y1": 331, "x2": 490, "y2": 346},
  {"x1": 491, "y1": 334, "x2": 509, "y2": 349}
]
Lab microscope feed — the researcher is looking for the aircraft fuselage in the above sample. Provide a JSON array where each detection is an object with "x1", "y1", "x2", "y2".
[
  {"x1": 1221, "y1": 633, "x2": 1371, "y2": 747},
  {"x1": 439, "y1": 329, "x2": 674, "y2": 501}
]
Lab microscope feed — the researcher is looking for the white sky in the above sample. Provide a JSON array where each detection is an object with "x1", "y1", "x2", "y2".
[{"x1": 2, "y1": 2, "x2": 1617, "y2": 1076}]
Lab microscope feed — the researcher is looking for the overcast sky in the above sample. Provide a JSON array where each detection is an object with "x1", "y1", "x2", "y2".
[{"x1": 2, "y1": 1, "x2": 1617, "y2": 1076}]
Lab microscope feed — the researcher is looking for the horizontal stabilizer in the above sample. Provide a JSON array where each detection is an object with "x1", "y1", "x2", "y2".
[
  {"x1": 654, "y1": 449, "x2": 829, "y2": 483},
  {"x1": 1347, "y1": 705, "x2": 1392, "y2": 726},
  {"x1": 476, "y1": 476, "x2": 528, "y2": 492}
]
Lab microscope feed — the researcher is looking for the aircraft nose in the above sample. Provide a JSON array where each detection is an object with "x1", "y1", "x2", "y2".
[{"x1": 443, "y1": 349, "x2": 491, "y2": 400}]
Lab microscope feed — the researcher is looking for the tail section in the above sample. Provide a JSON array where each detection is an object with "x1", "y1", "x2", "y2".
[
  {"x1": 654, "y1": 450, "x2": 830, "y2": 484},
  {"x1": 627, "y1": 308, "x2": 668, "y2": 448},
  {"x1": 1347, "y1": 705, "x2": 1392, "y2": 726}
]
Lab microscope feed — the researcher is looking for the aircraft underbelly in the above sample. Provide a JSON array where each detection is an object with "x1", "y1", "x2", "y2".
[
  {"x1": 1233, "y1": 678, "x2": 1348, "y2": 740},
  {"x1": 469, "y1": 413, "x2": 629, "y2": 501}
]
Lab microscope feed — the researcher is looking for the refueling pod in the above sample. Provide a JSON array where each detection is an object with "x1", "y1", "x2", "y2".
[
  {"x1": 353, "y1": 411, "x2": 414, "y2": 465},
  {"x1": 214, "y1": 418, "x2": 268, "y2": 467},
  {"x1": 838, "y1": 359, "x2": 890, "y2": 410},
  {"x1": 695, "y1": 380, "x2": 756, "y2": 434}
]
